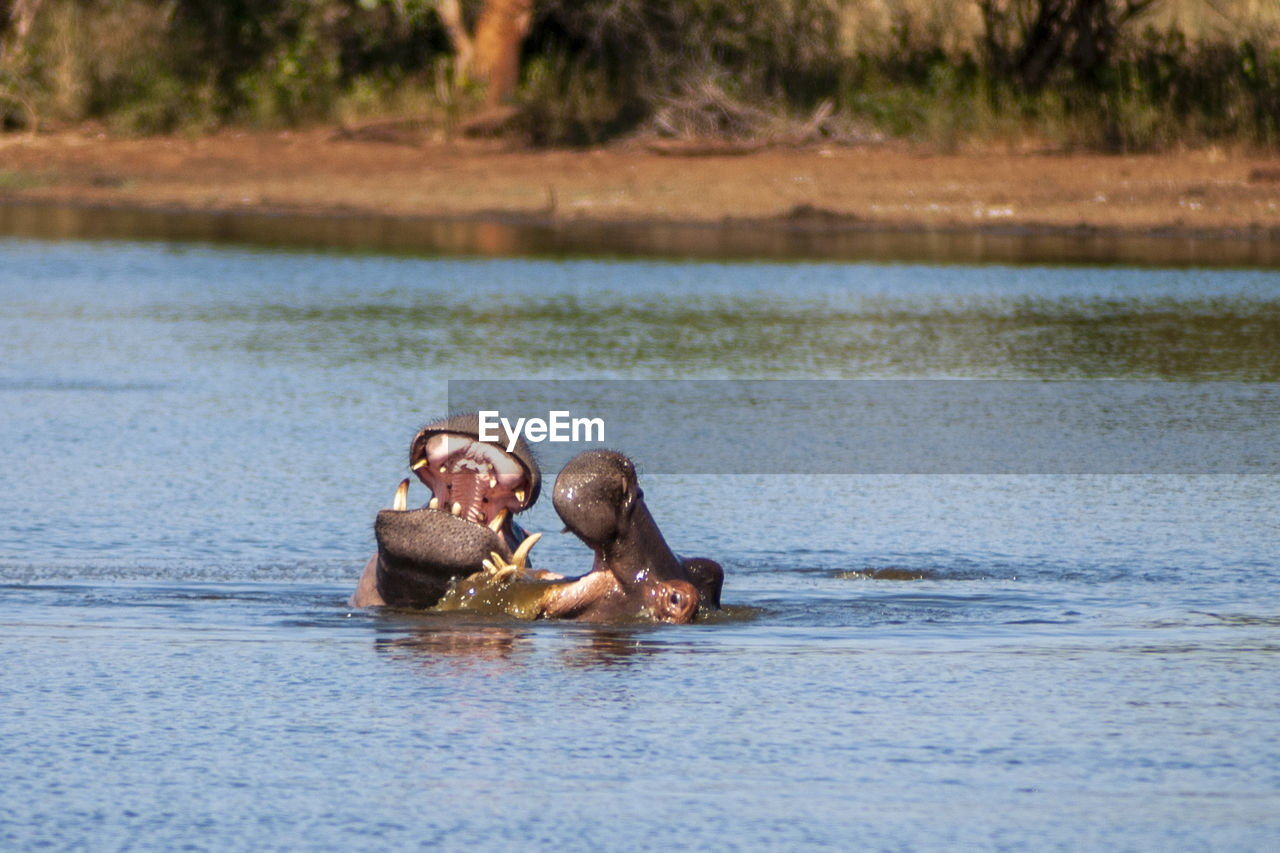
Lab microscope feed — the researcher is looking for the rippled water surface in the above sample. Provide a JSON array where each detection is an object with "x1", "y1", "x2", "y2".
[{"x1": 3, "y1": 238, "x2": 1280, "y2": 850}]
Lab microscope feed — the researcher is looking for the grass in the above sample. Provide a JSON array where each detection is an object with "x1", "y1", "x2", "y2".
[{"x1": 0, "y1": 170, "x2": 46, "y2": 191}]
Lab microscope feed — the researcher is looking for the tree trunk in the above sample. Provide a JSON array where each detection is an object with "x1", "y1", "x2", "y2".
[{"x1": 435, "y1": 0, "x2": 533, "y2": 107}]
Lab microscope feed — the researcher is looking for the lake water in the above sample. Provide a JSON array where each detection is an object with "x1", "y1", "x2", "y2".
[{"x1": 2, "y1": 237, "x2": 1280, "y2": 850}]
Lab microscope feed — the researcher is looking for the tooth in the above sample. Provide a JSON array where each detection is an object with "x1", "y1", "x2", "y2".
[
  {"x1": 429, "y1": 497, "x2": 439, "y2": 510},
  {"x1": 451, "y1": 502, "x2": 462, "y2": 516},
  {"x1": 515, "y1": 489, "x2": 526, "y2": 503},
  {"x1": 489, "y1": 476, "x2": 497, "y2": 488},
  {"x1": 510, "y1": 531, "x2": 542, "y2": 568},
  {"x1": 488, "y1": 508, "x2": 509, "y2": 532},
  {"x1": 411, "y1": 458, "x2": 428, "y2": 471},
  {"x1": 393, "y1": 479, "x2": 409, "y2": 511},
  {"x1": 439, "y1": 466, "x2": 447, "y2": 474}
]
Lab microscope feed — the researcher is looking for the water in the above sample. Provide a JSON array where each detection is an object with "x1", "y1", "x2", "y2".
[
  {"x1": 2, "y1": 238, "x2": 1280, "y2": 850},
  {"x1": 4, "y1": 198, "x2": 1280, "y2": 267}
]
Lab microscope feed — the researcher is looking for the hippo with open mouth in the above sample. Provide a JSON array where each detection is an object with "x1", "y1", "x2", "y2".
[
  {"x1": 351, "y1": 420, "x2": 722, "y2": 624},
  {"x1": 350, "y1": 412, "x2": 541, "y2": 609}
]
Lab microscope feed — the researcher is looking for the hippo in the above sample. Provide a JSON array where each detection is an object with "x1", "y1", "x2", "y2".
[
  {"x1": 351, "y1": 421, "x2": 723, "y2": 623},
  {"x1": 545, "y1": 449, "x2": 722, "y2": 620},
  {"x1": 438, "y1": 450, "x2": 723, "y2": 623},
  {"x1": 350, "y1": 412, "x2": 541, "y2": 609}
]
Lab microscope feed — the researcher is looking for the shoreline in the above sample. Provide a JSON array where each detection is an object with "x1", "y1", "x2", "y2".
[
  {"x1": 3, "y1": 196, "x2": 1279, "y2": 268},
  {"x1": 2, "y1": 128, "x2": 1279, "y2": 265}
]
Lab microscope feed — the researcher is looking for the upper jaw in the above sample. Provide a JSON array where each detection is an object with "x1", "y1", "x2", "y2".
[
  {"x1": 380, "y1": 420, "x2": 540, "y2": 523},
  {"x1": 410, "y1": 413, "x2": 541, "y2": 508},
  {"x1": 410, "y1": 431, "x2": 533, "y2": 525}
]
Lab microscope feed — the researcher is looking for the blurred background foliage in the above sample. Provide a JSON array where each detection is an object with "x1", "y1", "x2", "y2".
[{"x1": 1, "y1": 0, "x2": 1278, "y2": 150}]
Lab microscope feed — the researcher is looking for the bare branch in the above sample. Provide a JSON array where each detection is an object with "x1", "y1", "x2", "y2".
[{"x1": 433, "y1": 0, "x2": 474, "y2": 82}]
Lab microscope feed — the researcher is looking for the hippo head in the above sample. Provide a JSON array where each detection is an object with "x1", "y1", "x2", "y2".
[
  {"x1": 551, "y1": 449, "x2": 640, "y2": 551},
  {"x1": 550, "y1": 450, "x2": 720, "y2": 622},
  {"x1": 372, "y1": 413, "x2": 541, "y2": 607}
]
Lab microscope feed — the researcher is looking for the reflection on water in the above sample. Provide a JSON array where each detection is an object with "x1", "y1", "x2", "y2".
[
  {"x1": 3, "y1": 239, "x2": 1280, "y2": 850},
  {"x1": 376, "y1": 622, "x2": 531, "y2": 665},
  {"x1": 374, "y1": 620, "x2": 681, "y2": 671},
  {"x1": 556, "y1": 628, "x2": 677, "y2": 667},
  {"x1": 3, "y1": 198, "x2": 1280, "y2": 267}
]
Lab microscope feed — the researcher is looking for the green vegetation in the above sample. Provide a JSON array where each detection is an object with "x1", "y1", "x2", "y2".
[
  {"x1": 1, "y1": 0, "x2": 1278, "y2": 150},
  {"x1": 0, "y1": 168, "x2": 44, "y2": 189}
]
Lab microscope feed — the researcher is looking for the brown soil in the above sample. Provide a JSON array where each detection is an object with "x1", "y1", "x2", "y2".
[{"x1": 2, "y1": 128, "x2": 1279, "y2": 236}]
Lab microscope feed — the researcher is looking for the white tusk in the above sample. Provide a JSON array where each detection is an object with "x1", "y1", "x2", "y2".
[
  {"x1": 393, "y1": 478, "x2": 409, "y2": 511},
  {"x1": 510, "y1": 531, "x2": 542, "y2": 568},
  {"x1": 428, "y1": 497, "x2": 439, "y2": 510},
  {"x1": 451, "y1": 502, "x2": 462, "y2": 517},
  {"x1": 488, "y1": 508, "x2": 509, "y2": 533}
]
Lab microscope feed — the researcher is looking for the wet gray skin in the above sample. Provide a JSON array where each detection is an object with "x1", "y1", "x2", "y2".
[
  {"x1": 542, "y1": 450, "x2": 723, "y2": 622},
  {"x1": 350, "y1": 413, "x2": 540, "y2": 609}
]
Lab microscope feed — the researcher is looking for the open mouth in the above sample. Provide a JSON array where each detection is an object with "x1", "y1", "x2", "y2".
[{"x1": 388, "y1": 430, "x2": 536, "y2": 535}]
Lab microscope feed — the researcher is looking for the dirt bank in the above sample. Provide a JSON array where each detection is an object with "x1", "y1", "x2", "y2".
[{"x1": 2, "y1": 128, "x2": 1279, "y2": 239}]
